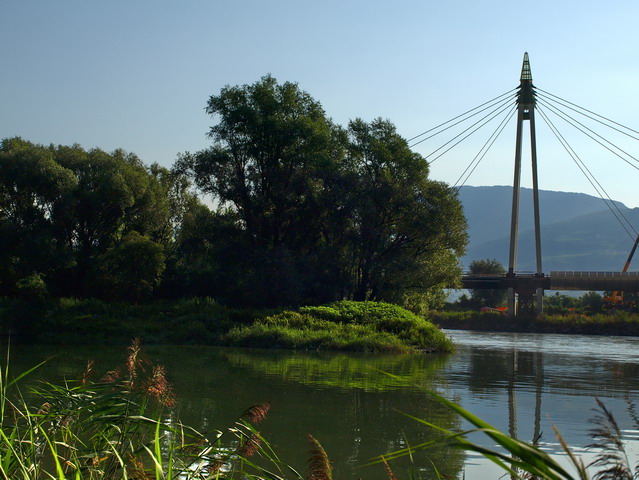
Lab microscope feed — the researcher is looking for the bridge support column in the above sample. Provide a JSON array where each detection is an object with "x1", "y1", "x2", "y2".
[
  {"x1": 507, "y1": 287, "x2": 516, "y2": 316},
  {"x1": 507, "y1": 53, "x2": 544, "y2": 317}
]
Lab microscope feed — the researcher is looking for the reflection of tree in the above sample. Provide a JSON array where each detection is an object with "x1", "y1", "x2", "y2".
[
  {"x1": 222, "y1": 349, "x2": 450, "y2": 391},
  {"x1": 14, "y1": 345, "x2": 463, "y2": 480},
  {"x1": 220, "y1": 348, "x2": 463, "y2": 480}
]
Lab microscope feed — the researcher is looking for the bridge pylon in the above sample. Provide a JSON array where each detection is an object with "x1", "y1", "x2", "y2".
[{"x1": 507, "y1": 53, "x2": 544, "y2": 316}]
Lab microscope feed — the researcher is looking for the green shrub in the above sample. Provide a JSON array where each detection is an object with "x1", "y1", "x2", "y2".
[
  {"x1": 16, "y1": 272, "x2": 48, "y2": 302},
  {"x1": 224, "y1": 301, "x2": 453, "y2": 353}
]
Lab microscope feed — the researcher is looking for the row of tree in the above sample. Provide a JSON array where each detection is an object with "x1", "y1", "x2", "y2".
[{"x1": 0, "y1": 75, "x2": 468, "y2": 309}]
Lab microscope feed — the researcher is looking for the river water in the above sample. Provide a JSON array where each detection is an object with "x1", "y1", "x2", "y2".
[{"x1": 7, "y1": 330, "x2": 639, "y2": 479}]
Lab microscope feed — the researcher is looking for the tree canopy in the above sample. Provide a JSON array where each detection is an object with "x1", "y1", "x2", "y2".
[
  {"x1": 0, "y1": 138, "x2": 173, "y2": 301},
  {"x1": 1, "y1": 75, "x2": 469, "y2": 310},
  {"x1": 176, "y1": 75, "x2": 467, "y2": 309},
  {"x1": 467, "y1": 258, "x2": 507, "y2": 307}
]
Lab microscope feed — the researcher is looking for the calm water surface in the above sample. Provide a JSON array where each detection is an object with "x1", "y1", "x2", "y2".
[{"x1": 8, "y1": 330, "x2": 639, "y2": 479}]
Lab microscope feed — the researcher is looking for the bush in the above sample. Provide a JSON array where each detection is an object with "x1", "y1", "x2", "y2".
[
  {"x1": 16, "y1": 272, "x2": 48, "y2": 302},
  {"x1": 223, "y1": 301, "x2": 453, "y2": 353}
]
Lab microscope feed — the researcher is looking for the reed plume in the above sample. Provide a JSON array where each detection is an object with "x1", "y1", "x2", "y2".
[
  {"x1": 381, "y1": 456, "x2": 399, "y2": 480},
  {"x1": 101, "y1": 367, "x2": 121, "y2": 383},
  {"x1": 587, "y1": 397, "x2": 633, "y2": 480},
  {"x1": 146, "y1": 364, "x2": 176, "y2": 407},
  {"x1": 241, "y1": 403, "x2": 270, "y2": 424},
  {"x1": 236, "y1": 432, "x2": 262, "y2": 458},
  {"x1": 78, "y1": 360, "x2": 94, "y2": 385},
  {"x1": 306, "y1": 434, "x2": 332, "y2": 480},
  {"x1": 126, "y1": 337, "x2": 142, "y2": 383}
]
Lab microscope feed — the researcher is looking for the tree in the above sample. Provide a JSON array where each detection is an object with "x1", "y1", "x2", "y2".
[
  {"x1": 52, "y1": 144, "x2": 170, "y2": 296},
  {"x1": 178, "y1": 74, "x2": 345, "y2": 249},
  {"x1": 343, "y1": 118, "x2": 467, "y2": 308},
  {"x1": 177, "y1": 77, "x2": 468, "y2": 309},
  {"x1": 176, "y1": 75, "x2": 347, "y2": 306},
  {"x1": 0, "y1": 138, "x2": 77, "y2": 295},
  {"x1": 0, "y1": 137, "x2": 170, "y2": 299},
  {"x1": 468, "y1": 258, "x2": 507, "y2": 307},
  {"x1": 95, "y1": 231, "x2": 166, "y2": 302}
]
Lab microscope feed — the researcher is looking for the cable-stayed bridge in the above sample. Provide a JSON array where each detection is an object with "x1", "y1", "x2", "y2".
[{"x1": 412, "y1": 53, "x2": 639, "y2": 316}]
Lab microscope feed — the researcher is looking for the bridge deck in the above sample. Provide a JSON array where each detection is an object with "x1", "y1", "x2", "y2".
[{"x1": 461, "y1": 271, "x2": 639, "y2": 291}]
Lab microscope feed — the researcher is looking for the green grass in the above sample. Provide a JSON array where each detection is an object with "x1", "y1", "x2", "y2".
[
  {"x1": 1, "y1": 297, "x2": 452, "y2": 352},
  {"x1": 223, "y1": 301, "x2": 454, "y2": 353}
]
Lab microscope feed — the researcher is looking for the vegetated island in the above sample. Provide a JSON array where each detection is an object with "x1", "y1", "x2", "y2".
[{"x1": 0, "y1": 298, "x2": 453, "y2": 354}]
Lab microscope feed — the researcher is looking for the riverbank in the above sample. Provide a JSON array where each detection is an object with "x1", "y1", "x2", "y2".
[
  {"x1": 0, "y1": 297, "x2": 452, "y2": 353},
  {"x1": 432, "y1": 310, "x2": 639, "y2": 336}
]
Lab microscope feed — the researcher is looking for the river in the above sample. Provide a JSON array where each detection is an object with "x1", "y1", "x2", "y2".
[{"x1": 7, "y1": 330, "x2": 639, "y2": 479}]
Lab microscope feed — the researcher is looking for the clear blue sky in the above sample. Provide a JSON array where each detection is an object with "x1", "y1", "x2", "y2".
[{"x1": 2, "y1": 0, "x2": 639, "y2": 208}]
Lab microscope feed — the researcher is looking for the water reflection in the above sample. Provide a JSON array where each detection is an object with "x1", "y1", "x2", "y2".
[
  {"x1": 445, "y1": 330, "x2": 639, "y2": 478},
  {"x1": 6, "y1": 331, "x2": 639, "y2": 479},
  {"x1": 5, "y1": 344, "x2": 463, "y2": 480}
]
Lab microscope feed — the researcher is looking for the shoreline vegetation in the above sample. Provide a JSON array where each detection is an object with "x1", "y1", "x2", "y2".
[
  {"x1": 432, "y1": 310, "x2": 639, "y2": 336},
  {"x1": 3, "y1": 296, "x2": 639, "y2": 355},
  {"x1": 0, "y1": 298, "x2": 453, "y2": 353}
]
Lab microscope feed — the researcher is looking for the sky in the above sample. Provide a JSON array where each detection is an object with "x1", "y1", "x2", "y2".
[{"x1": 2, "y1": 0, "x2": 639, "y2": 209}]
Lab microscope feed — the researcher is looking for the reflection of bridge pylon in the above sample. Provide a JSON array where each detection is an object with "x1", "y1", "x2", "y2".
[{"x1": 507, "y1": 53, "x2": 544, "y2": 316}]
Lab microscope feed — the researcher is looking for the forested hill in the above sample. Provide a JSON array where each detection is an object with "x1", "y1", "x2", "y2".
[{"x1": 459, "y1": 185, "x2": 639, "y2": 272}]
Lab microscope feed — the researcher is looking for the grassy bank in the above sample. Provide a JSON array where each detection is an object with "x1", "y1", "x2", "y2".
[
  {"x1": 223, "y1": 301, "x2": 454, "y2": 353},
  {"x1": 432, "y1": 310, "x2": 639, "y2": 336},
  {"x1": 0, "y1": 297, "x2": 451, "y2": 353}
]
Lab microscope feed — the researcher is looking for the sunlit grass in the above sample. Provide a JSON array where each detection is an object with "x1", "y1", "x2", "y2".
[{"x1": 223, "y1": 301, "x2": 453, "y2": 353}]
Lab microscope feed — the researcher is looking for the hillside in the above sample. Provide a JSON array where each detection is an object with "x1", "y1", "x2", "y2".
[{"x1": 459, "y1": 186, "x2": 639, "y2": 272}]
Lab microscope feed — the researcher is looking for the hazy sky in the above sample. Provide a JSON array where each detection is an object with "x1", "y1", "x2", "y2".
[{"x1": 3, "y1": 1, "x2": 639, "y2": 209}]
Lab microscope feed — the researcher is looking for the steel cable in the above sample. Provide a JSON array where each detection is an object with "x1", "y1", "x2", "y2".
[
  {"x1": 537, "y1": 88, "x2": 639, "y2": 139},
  {"x1": 420, "y1": 98, "x2": 515, "y2": 164},
  {"x1": 454, "y1": 105, "x2": 517, "y2": 190},
  {"x1": 408, "y1": 89, "x2": 516, "y2": 146},
  {"x1": 536, "y1": 96, "x2": 639, "y2": 171},
  {"x1": 537, "y1": 105, "x2": 638, "y2": 240}
]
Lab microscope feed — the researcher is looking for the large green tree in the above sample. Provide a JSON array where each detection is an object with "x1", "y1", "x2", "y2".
[
  {"x1": 0, "y1": 138, "x2": 77, "y2": 295},
  {"x1": 0, "y1": 138, "x2": 170, "y2": 300},
  {"x1": 177, "y1": 77, "x2": 468, "y2": 309},
  {"x1": 344, "y1": 118, "x2": 467, "y2": 308},
  {"x1": 176, "y1": 75, "x2": 348, "y2": 306}
]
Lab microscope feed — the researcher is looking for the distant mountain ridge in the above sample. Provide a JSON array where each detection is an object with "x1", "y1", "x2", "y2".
[{"x1": 458, "y1": 185, "x2": 639, "y2": 272}]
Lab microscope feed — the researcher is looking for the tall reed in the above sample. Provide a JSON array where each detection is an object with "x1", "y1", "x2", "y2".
[{"x1": 0, "y1": 340, "x2": 298, "y2": 480}]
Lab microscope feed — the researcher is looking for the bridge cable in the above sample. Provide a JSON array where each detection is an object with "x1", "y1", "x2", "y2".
[
  {"x1": 408, "y1": 89, "x2": 516, "y2": 146},
  {"x1": 537, "y1": 105, "x2": 638, "y2": 240},
  {"x1": 419, "y1": 98, "x2": 515, "y2": 164},
  {"x1": 407, "y1": 88, "x2": 516, "y2": 143},
  {"x1": 409, "y1": 93, "x2": 514, "y2": 150},
  {"x1": 453, "y1": 105, "x2": 517, "y2": 190},
  {"x1": 536, "y1": 88, "x2": 639, "y2": 139},
  {"x1": 537, "y1": 104, "x2": 637, "y2": 239},
  {"x1": 536, "y1": 96, "x2": 639, "y2": 171}
]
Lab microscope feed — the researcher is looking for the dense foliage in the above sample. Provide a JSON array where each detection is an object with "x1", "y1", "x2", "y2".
[
  {"x1": 175, "y1": 75, "x2": 467, "y2": 309},
  {"x1": 223, "y1": 301, "x2": 454, "y2": 353},
  {"x1": 1, "y1": 75, "x2": 467, "y2": 311},
  {"x1": 0, "y1": 137, "x2": 185, "y2": 302},
  {"x1": 464, "y1": 258, "x2": 507, "y2": 308}
]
